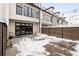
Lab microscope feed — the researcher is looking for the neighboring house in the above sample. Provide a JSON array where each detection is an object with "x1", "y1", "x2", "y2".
[
  {"x1": 42, "y1": 8, "x2": 68, "y2": 26},
  {"x1": 42, "y1": 11, "x2": 52, "y2": 26}
]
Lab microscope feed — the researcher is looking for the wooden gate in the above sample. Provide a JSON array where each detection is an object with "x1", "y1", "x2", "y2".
[{"x1": 0, "y1": 22, "x2": 7, "y2": 56}]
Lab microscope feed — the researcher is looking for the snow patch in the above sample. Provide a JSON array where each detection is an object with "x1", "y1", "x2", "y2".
[
  {"x1": 72, "y1": 43, "x2": 79, "y2": 56},
  {"x1": 13, "y1": 36, "x2": 51, "y2": 56},
  {"x1": 13, "y1": 34, "x2": 79, "y2": 56}
]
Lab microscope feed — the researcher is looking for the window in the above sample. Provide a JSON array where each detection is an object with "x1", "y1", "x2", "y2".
[
  {"x1": 32, "y1": 9, "x2": 40, "y2": 19},
  {"x1": 15, "y1": 22, "x2": 33, "y2": 36},
  {"x1": 16, "y1": 4, "x2": 22, "y2": 15},
  {"x1": 32, "y1": 9, "x2": 36, "y2": 18},
  {"x1": 50, "y1": 16, "x2": 52, "y2": 22},
  {"x1": 16, "y1": 4, "x2": 40, "y2": 19},
  {"x1": 36, "y1": 12, "x2": 40, "y2": 19},
  {"x1": 28, "y1": 8, "x2": 32, "y2": 17},
  {"x1": 20, "y1": 23, "x2": 26, "y2": 35},
  {"x1": 24, "y1": 6, "x2": 28, "y2": 16},
  {"x1": 26, "y1": 24, "x2": 33, "y2": 34},
  {"x1": 57, "y1": 19, "x2": 59, "y2": 25},
  {"x1": 15, "y1": 23, "x2": 20, "y2": 36}
]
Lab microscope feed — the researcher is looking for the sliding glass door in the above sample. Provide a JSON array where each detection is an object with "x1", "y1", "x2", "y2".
[
  {"x1": 15, "y1": 23, "x2": 21, "y2": 36},
  {"x1": 20, "y1": 23, "x2": 26, "y2": 35},
  {"x1": 15, "y1": 22, "x2": 33, "y2": 36}
]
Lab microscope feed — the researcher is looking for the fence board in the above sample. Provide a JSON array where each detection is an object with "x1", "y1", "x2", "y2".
[{"x1": 42, "y1": 27, "x2": 79, "y2": 40}]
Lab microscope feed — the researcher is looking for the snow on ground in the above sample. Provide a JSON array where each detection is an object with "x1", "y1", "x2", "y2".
[
  {"x1": 13, "y1": 35, "x2": 51, "y2": 56},
  {"x1": 73, "y1": 43, "x2": 79, "y2": 56},
  {"x1": 13, "y1": 34, "x2": 79, "y2": 56}
]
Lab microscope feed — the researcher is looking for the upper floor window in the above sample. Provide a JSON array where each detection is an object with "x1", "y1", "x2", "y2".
[
  {"x1": 50, "y1": 16, "x2": 52, "y2": 22},
  {"x1": 16, "y1": 4, "x2": 40, "y2": 19},
  {"x1": 24, "y1": 6, "x2": 28, "y2": 16},
  {"x1": 28, "y1": 8, "x2": 32, "y2": 17},
  {"x1": 32, "y1": 9, "x2": 37, "y2": 18},
  {"x1": 16, "y1": 4, "x2": 22, "y2": 15},
  {"x1": 36, "y1": 12, "x2": 40, "y2": 19}
]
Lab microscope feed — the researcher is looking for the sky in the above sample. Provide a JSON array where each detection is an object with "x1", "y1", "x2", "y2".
[
  {"x1": 42, "y1": 3, "x2": 79, "y2": 13},
  {"x1": 42, "y1": 3, "x2": 79, "y2": 24}
]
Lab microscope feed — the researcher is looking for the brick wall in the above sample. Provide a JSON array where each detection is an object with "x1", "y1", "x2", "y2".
[{"x1": 42, "y1": 27, "x2": 79, "y2": 40}]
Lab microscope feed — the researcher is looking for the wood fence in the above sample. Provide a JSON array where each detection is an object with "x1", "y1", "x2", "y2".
[
  {"x1": 0, "y1": 22, "x2": 7, "y2": 56},
  {"x1": 42, "y1": 27, "x2": 79, "y2": 40}
]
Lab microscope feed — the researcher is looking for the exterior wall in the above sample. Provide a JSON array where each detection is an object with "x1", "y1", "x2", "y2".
[
  {"x1": 0, "y1": 3, "x2": 9, "y2": 39},
  {"x1": 9, "y1": 3, "x2": 39, "y2": 23},
  {"x1": 9, "y1": 20, "x2": 15, "y2": 37},
  {"x1": 0, "y1": 3, "x2": 9, "y2": 27},
  {"x1": 0, "y1": 4, "x2": 4, "y2": 22},
  {"x1": 33, "y1": 23, "x2": 39, "y2": 34}
]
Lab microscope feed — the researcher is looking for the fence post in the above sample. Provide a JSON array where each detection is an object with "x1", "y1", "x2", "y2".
[{"x1": 62, "y1": 27, "x2": 63, "y2": 38}]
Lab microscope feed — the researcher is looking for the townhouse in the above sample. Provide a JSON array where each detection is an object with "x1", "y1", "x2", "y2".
[
  {"x1": 41, "y1": 6, "x2": 68, "y2": 26},
  {"x1": 0, "y1": 3, "x2": 68, "y2": 39},
  {"x1": 9, "y1": 3, "x2": 41, "y2": 37},
  {"x1": 0, "y1": 3, "x2": 42, "y2": 38}
]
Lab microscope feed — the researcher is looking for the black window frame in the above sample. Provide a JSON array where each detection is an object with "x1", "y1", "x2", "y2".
[
  {"x1": 15, "y1": 23, "x2": 21, "y2": 36},
  {"x1": 15, "y1": 22, "x2": 33, "y2": 36},
  {"x1": 20, "y1": 23, "x2": 26, "y2": 35},
  {"x1": 36, "y1": 11, "x2": 40, "y2": 19},
  {"x1": 50, "y1": 16, "x2": 52, "y2": 22},
  {"x1": 24, "y1": 6, "x2": 29, "y2": 16},
  {"x1": 16, "y1": 4, "x2": 22, "y2": 15},
  {"x1": 28, "y1": 8, "x2": 32, "y2": 17},
  {"x1": 16, "y1": 4, "x2": 40, "y2": 19}
]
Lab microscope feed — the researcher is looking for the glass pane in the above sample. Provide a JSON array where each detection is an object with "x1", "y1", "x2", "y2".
[
  {"x1": 16, "y1": 27, "x2": 20, "y2": 30},
  {"x1": 16, "y1": 5, "x2": 22, "y2": 15},
  {"x1": 32, "y1": 9, "x2": 36, "y2": 18},
  {"x1": 24, "y1": 7, "x2": 28, "y2": 16},
  {"x1": 29, "y1": 8, "x2": 32, "y2": 17},
  {"x1": 21, "y1": 23, "x2": 25, "y2": 26},
  {"x1": 16, "y1": 22, "x2": 33, "y2": 36},
  {"x1": 16, "y1": 23, "x2": 20, "y2": 26},
  {"x1": 36, "y1": 12, "x2": 40, "y2": 19},
  {"x1": 21, "y1": 30, "x2": 25, "y2": 35},
  {"x1": 16, "y1": 31, "x2": 20, "y2": 36}
]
